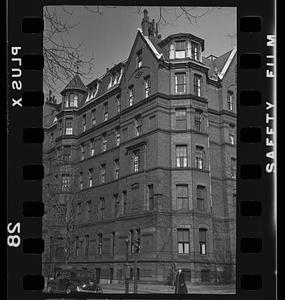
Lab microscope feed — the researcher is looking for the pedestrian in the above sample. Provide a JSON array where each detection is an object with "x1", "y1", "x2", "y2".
[{"x1": 174, "y1": 269, "x2": 188, "y2": 294}]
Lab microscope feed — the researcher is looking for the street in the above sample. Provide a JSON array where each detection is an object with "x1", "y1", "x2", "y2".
[
  {"x1": 45, "y1": 282, "x2": 235, "y2": 299},
  {"x1": 99, "y1": 282, "x2": 235, "y2": 294}
]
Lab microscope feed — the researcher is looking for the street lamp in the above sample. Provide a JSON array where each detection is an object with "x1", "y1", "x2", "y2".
[{"x1": 124, "y1": 239, "x2": 129, "y2": 294}]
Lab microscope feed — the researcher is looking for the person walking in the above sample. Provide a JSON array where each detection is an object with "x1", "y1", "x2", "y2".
[{"x1": 174, "y1": 269, "x2": 188, "y2": 294}]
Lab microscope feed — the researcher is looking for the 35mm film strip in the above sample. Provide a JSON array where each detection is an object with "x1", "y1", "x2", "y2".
[{"x1": 7, "y1": 0, "x2": 276, "y2": 299}]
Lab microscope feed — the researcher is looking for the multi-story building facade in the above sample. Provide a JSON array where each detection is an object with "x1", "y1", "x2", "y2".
[{"x1": 43, "y1": 10, "x2": 236, "y2": 285}]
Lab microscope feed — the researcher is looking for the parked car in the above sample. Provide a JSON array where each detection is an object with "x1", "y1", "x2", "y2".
[{"x1": 46, "y1": 269, "x2": 103, "y2": 294}]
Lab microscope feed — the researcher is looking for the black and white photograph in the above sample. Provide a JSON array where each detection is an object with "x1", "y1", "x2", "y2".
[{"x1": 42, "y1": 6, "x2": 237, "y2": 295}]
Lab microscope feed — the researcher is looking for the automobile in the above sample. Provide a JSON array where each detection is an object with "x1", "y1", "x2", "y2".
[{"x1": 45, "y1": 269, "x2": 103, "y2": 294}]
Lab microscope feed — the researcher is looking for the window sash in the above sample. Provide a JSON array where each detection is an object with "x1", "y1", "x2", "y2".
[
  {"x1": 194, "y1": 76, "x2": 202, "y2": 96},
  {"x1": 199, "y1": 229, "x2": 207, "y2": 242},
  {"x1": 102, "y1": 137, "x2": 107, "y2": 151},
  {"x1": 175, "y1": 73, "x2": 186, "y2": 93},
  {"x1": 191, "y1": 42, "x2": 200, "y2": 60},
  {"x1": 145, "y1": 77, "x2": 151, "y2": 98},
  {"x1": 116, "y1": 131, "x2": 120, "y2": 146},
  {"x1": 200, "y1": 242, "x2": 207, "y2": 255},
  {"x1": 227, "y1": 94, "x2": 233, "y2": 110},
  {"x1": 176, "y1": 185, "x2": 188, "y2": 209},
  {"x1": 129, "y1": 87, "x2": 134, "y2": 106}
]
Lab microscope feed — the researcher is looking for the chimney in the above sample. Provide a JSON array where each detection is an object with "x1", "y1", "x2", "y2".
[
  {"x1": 141, "y1": 9, "x2": 150, "y2": 36},
  {"x1": 149, "y1": 19, "x2": 155, "y2": 36},
  {"x1": 155, "y1": 22, "x2": 159, "y2": 37}
]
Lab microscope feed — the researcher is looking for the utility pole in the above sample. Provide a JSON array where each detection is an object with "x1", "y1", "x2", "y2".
[{"x1": 124, "y1": 239, "x2": 129, "y2": 294}]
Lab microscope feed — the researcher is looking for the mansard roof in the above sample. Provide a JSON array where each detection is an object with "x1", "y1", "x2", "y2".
[{"x1": 60, "y1": 74, "x2": 87, "y2": 95}]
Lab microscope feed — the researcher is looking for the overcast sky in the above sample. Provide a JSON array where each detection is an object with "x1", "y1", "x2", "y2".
[{"x1": 44, "y1": 6, "x2": 236, "y2": 99}]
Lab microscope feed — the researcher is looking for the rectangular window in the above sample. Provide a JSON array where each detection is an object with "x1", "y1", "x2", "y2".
[
  {"x1": 129, "y1": 86, "x2": 134, "y2": 106},
  {"x1": 84, "y1": 235, "x2": 89, "y2": 256},
  {"x1": 177, "y1": 228, "x2": 190, "y2": 254},
  {"x1": 65, "y1": 118, "x2": 73, "y2": 135},
  {"x1": 88, "y1": 169, "x2": 93, "y2": 187},
  {"x1": 115, "y1": 127, "x2": 120, "y2": 146},
  {"x1": 175, "y1": 73, "x2": 186, "y2": 93},
  {"x1": 114, "y1": 194, "x2": 120, "y2": 217},
  {"x1": 61, "y1": 174, "x2": 70, "y2": 191},
  {"x1": 137, "y1": 50, "x2": 142, "y2": 68},
  {"x1": 194, "y1": 110, "x2": 203, "y2": 132},
  {"x1": 111, "y1": 232, "x2": 115, "y2": 256},
  {"x1": 176, "y1": 185, "x2": 189, "y2": 210},
  {"x1": 147, "y1": 184, "x2": 154, "y2": 210},
  {"x1": 80, "y1": 144, "x2": 85, "y2": 160},
  {"x1": 199, "y1": 229, "x2": 207, "y2": 254},
  {"x1": 231, "y1": 158, "x2": 236, "y2": 178},
  {"x1": 114, "y1": 159, "x2": 119, "y2": 180},
  {"x1": 176, "y1": 145, "x2": 188, "y2": 168},
  {"x1": 58, "y1": 120, "x2": 62, "y2": 136},
  {"x1": 229, "y1": 124, "x2": 235, "y2": 145},
  {"x1": 103, "y1": 102, "x2": 108, "y2": 121},
  {"x1": 79, "y1": 172, "x2": 83, "y2": 190},
  {"x1": 134, "y1": 116, "x2": 142, "y2": 137},
  {"x1": 227, "y1": 91, "x2": 234, "y2": 111},
  {"x1": 99, "y1": 197, "x2": 105, "y2": 219},
  {"x1": 144, "y1": 76, "x2": 151, "y2": 98},
  {"x1": 175, "y1": 40, "x2": 186, "y2": 59},
  {"x1": 100, "y1": 164, "x2": 106, "y2": 183},
  {"x1": 82, "y1": 115, "x2": 87, "y2": 132},
  {"x1": 197, "y1": 185, "x2": 206, "y2": 211},
  {"x1": 75, "y1": 236, "x2": 79, "y2": 257},
  {"x1": 175, "y1": 108, "x2": 187, "y2": 130},
  {"x1": 86, "y1": 200, "x2": 91, "y2": 221},
  {"x1": 98, "y1": 233, "x2": 103, "y2": 255},
  {"x1": 191, "y1": 42, "x2": 200, "y2": 61},
  {"x1": 122, "y1": 191, "x2": 127, "y2": 215},
  {"x1": 133, "y1": 150, "x2": 141, "y2": 172},
  {"x1": 91, "y1": 109, "x2": 96, "y2": 126},
  {"x1": 102, "y1": 134, "x2": 107, "y2": 152},
  {"x1": 194, "y1": 74, "x2": 202, "y2": 97},
  {"x1": 90, "y1": 139, "x2": 95, "y2": 156},
  {"x1": 196, "y1": 146, "x2": 205, "y2": 170},
  {"x1": 116, "y1": 96, "x2": 121, "y2": 114},
  {"x1": 130, "y1": 230, "x2": 135, "y2": 253},
  {"x1": 63, "y1": 146, "x2": 71, "y2": 161}
]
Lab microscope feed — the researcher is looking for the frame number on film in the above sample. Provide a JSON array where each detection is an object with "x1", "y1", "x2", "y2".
[{"x1": 7, "y1": 222, "x2": 21, "y2": 247}]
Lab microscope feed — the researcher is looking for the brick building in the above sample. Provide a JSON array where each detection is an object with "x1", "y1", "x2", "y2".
[{"x1": 42, "y1": 10, "x2": 236, "y2": 285}]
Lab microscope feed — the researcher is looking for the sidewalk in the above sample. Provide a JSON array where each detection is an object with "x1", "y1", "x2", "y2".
[{"x1": 100, "y1": 282, "x2": 235, "y2": 294}]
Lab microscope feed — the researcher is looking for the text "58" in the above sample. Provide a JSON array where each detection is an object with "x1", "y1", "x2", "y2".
[{"x1": 7, "y1": 222, "x2": 21, "y2": 247}]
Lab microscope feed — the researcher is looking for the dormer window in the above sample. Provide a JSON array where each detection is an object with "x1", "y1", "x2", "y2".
[
  {"x1": 65, "y1": 93, "x2": 78, "y2": 108},
  {"x1": 90, "y1": 84, "x2": 99, "y2": 99},
  {"x1": 175, "y1": 40, "x2": 186, "y2": 59},
  {"x1": 137, "y1": 50, "x2": 142, "y2": 68},
  {"x1": 191, "y1": 42, "x2": 200, "y2": 61}
]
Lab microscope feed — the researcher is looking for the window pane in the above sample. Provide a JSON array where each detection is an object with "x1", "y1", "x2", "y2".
[
  {"x1": 177, "y1": 229, "x2": 184, "y2": 241},
  {"x1": 178, "y1": 243, "x2": 184, "y2": 254},
  {"x1": 184, "y1": 243, "x2": 189, "y2": 254},
  {"x1": 183, "y1": 229, "x2": 189, "y2": 241}
]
